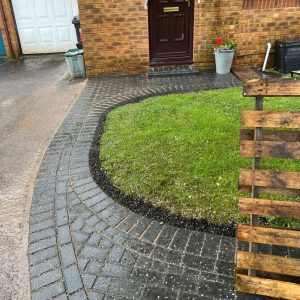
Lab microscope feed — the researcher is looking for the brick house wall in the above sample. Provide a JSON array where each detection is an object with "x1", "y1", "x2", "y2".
[
  {"x1": 78, "y1": 0, "x2": 300, "y2": 76},
  {"x1": 0, "y1": 0, "x2": 21, "y2": 57}
]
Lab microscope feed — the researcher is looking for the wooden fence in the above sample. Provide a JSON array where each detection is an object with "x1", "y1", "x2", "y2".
[{"x1": 235, "y1": 78, "x2": 300, "y2": 299}]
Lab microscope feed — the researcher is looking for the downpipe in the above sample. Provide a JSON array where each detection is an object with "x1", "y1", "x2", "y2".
[{"x1": 262, "y1": 42, "x2": 272, "y2": 72}]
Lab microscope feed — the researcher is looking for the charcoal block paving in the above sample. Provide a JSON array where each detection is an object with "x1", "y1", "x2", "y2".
[{"x1": 28, "y1": 73, "x2": 254, "y2": 299}]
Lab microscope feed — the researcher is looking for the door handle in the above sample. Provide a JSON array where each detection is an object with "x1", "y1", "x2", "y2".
[{"x1": 185, "y1": 0, "x2": 190, "y2": 7}]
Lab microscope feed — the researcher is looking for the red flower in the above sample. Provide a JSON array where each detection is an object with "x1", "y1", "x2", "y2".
[{"x1": 216, "y1": 38, "x2": 222, "y2": 46}]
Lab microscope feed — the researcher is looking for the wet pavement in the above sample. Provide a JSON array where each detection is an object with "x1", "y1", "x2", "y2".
[
  {"x1": 0, "y1": 54, "x2": 84, "y2": 300},
  {"x1": 28, "y1": 73, "x2": 247, "y2": 299}
]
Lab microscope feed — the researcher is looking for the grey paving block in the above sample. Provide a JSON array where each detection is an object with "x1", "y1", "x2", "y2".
[
  {"x1": 186, "y1": 232, "x2": 206, "y2": 256},
  {"x1": 71, "y1": 231, "x2": 90, "y2": 244},
  {"x1": 68, "y1": 289, "x2": 88, "y2": 300},
  {"x1": 31, "y1": 203, "x2": 54, "y2": 215},
  {"x1": 71, "y1": 218, "x2": 84, "y2": 231},
  {"x1": 54, "y1": 293, "x2": 68, "y2": 300},
  {"x1": 30, "y1": 210, "x2": 54, "y2": 224},
  {"x1": 30, "y1": 219, "x2": 55, "y2": 233},
  {"x1": 60, "y1": 243, "x2": 76, "y2": 267},
  {"x1": 55, "y1": 194, "x2": 67, "y2": 209},
  {"x1": 86, "y1": 232, "x2": 102, "y2": 246},
  {"x1": 75, "y1": 182, "x2": 98, "y2": 194},
  {"x1": 128, "y1": 217, "x2": 152, "y2": 238},
  {"x1": 93, "y1": 276, "x2": 111, "y2": 293},
  {"x1": 201, "y1": 234, "x2": 222, "y2": 259},
  {"x1": 29, "y1": 237, "x2": 56, "y2": 254},
  {"x1": 116, "y1": 215, "x2": 139, "y2": 232},
  {"x1": 107, "y1": 245, "x2": 125, "y2": 263},
  {"x1": 84, "y1": 191, "x2": 108, "y2": 207},
  {"x1": 82, "y1": 273, "x2": 97, "y2": 289},
  {"x1": 92, "y1": 198, "x2": 113, "y2": 214},
  {"x1": 87, "y1": 291, "x2": 105, "y2": 300},
  {"x1": 120, "y1": 249, "x2": 138, "y2": 266},
  {"x1": 63, "y1": 265, "x2": 83, "y2": 294},
  {"x1": 31, "y1": 268, "x2": 62, "y2": 291},
  {"x1": 80, "y1": 245, "x2": 108, "y2": 261},
  {"x1": 78, "y1": 257, "x2": 89, "y2": 271},
  {"x1": 31, "y1": 281, "x2": 65, "y2": 300},
  {"x1": 85, "y1": 260, "x2": 104, "y2": 274},
  {"x1": 131, "y1": 268, "x2": 165, "y2": 284},
  {"x1": 169, "y1": 229, "x2": 190, "y2": 252},
  {"x1": 155, "y1": 225, "x2": 177, "y2": 247},
  {"x1": 56, "y1": 208, "x2": 69, "y2": 226},
  {"x1": 102, "y1": 263, "x2": 132, "y2": 279},
  {"x1": 29, "y1": 227, "x2": 56, "y2": 243},
  {"x1": 31, "y1": 257, "x2": 60, "y2": 278},
  {"x1": 164, "y1": 273, "x2": 197, "y2": 294},
  {"x1": 141, "y1": 221, "x2": 163, "y2": 243},
  {"x1": 142, "y1": 286, "x2": 177, "y2": 300},
  {"x1": 108, "y1": 279, "x2": 143, "y2": 298},
  {"x1": 183, "y1": 254, "x2": 215, "y2": 273},
  {"x1": 29, "y1": 246, "x2": 58, "y2": 265},
  {"x1": 57, "y1": 225, "x2": 71, "y2": 244}
]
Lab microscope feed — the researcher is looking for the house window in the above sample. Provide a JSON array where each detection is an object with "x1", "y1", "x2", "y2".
[{"x1": 243, "y1": 0, "x2": 300, "y2": 9}]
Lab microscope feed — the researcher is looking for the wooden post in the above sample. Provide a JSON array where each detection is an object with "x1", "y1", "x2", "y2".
[{"x1": 249, "y1": 96, "x2": 263, "y2": 276}]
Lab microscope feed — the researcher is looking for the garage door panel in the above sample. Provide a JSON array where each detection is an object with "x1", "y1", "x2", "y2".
[
  {"x1": 12, "y1": 0, "x2": 78, "y2": 54},
  {"x1": 56, "y1": 26, "x2": 73, "y2": 43},
  {"x1": 33, "y1": 0, "x2": 52, "y2": 19},
  {"x1": 19, "y1": 28, "x2": 36, "y2": 45},
  {"x1": 38, "y1": 27, "x2": 55, "y2": 43},
  {"x1": 53, "y1": 0, "x2": 68, "y2": 18}
]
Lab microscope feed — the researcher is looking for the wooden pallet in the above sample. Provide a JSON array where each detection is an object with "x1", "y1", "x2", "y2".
[{"x1": 235, "y1": 78, "x2": 300, "y2": 300}]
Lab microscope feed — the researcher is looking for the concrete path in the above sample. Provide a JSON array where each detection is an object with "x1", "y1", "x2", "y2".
[
  {"x1": 28, "y1": 73, "x2": 250, "y2": 300},
  {"x1": 0, "y1": 54, "x2": 84, "y2": 300}
]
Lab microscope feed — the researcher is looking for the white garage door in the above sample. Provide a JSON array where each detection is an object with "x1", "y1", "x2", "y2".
[{"x1": 11, "y1": 0, "x2": 79, "y2": 54}]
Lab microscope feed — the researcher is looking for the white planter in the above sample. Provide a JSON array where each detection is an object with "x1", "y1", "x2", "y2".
[{"x1": 214, "y1": 50, "x2": 235, "y2": 74}]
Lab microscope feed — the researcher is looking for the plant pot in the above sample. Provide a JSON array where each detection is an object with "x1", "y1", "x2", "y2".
[{"x1": 214, "y1": 50, "x2": 235, "y2": 74}]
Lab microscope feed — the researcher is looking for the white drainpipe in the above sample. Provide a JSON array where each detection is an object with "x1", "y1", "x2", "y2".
[{"x1": 262, "y1": 42, "x2": 272, "y2": 72}]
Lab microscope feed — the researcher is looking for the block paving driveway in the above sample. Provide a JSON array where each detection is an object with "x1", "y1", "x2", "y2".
[{"x1": 28, "y1": 73, "x2": 249, "y2": 300}]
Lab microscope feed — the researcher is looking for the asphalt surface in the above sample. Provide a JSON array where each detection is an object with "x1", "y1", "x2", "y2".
[{"x1": 0, "y1": 54, "x2": 84, "y2": 300}]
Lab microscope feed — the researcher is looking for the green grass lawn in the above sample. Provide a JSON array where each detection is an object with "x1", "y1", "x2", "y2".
[{"x1": 99, "y1": 88, "x2": 300, "y2": 227}]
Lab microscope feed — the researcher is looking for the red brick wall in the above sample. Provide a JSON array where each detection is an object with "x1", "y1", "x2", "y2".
[
  {"x1": 78, "y1": 0, "x2": 149, "y2": 76},
  {"x1": 219, "y1": 0, "x2": 300, "y2": 68},
  {"x1": 0, "y1": 0, "x2": 21, "y2": 57},
  {"x1": 243, "y1": 0, "x2": 300, "y2": 9},
  {"x1": 78, "y1": 0, "x2": 300, "y2": 76}
]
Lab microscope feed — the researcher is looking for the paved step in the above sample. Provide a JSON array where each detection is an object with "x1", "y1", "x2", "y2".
[{"x1": 148, "y1": 65, "x2": 199, "y2": 77}]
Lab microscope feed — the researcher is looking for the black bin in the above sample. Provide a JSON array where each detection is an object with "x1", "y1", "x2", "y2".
[
  {"x1": 72, "y1": 16, "x2": 83, "y2": 49},
  {"x1": 275, "y1": 40, "x2": 300, "y2": 73}
]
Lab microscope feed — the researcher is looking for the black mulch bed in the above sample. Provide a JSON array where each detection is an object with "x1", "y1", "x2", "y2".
[{"x1": 89, "y1": 94, "x2": 236, "y2": 237}]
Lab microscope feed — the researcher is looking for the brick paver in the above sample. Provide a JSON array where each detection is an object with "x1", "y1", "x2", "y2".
[{"x1": 29, "y1": 73, "x2": 242, "y2": 299}]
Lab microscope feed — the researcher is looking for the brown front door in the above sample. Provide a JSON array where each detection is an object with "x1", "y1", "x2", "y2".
[{"x1": 148, "y1": 0, "x2": 194, "y2": 66}]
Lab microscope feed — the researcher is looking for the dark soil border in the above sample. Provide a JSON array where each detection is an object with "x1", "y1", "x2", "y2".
[{"x1": 89, "y1": 90, "x2": 236, "y2": 237}]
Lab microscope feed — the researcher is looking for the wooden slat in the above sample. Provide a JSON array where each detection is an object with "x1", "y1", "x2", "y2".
[
  {"x1": 238, "y1": 197, "x2": 300, "y2": 219},
  {"x1": 240, "y1": 140, "x2": 300, "y2": 159},
  {"x1": 239, "y1": 185, "x2": 300, "y2": 197},
  {"x1": 239, "y1": 169, "x2": 300, "y2": 190},
  {"x1": 236, "y1": 274, "x2": 300, "y2": 299},
  {"x1": 240, "y1": 129, "x2": 300, "y2": 142},
  {"x1": 243, "y1": 78, "x2": 300, "y2": 97},
  {"x1": 237, "y1": 224, "x2": 300, "y2": 248},
  {"x1": 237, "y1": 251, "x2": 300, "y2": 277},
  {"x1": 242, "y1": 111, "x2": 300, "y2": 129}
]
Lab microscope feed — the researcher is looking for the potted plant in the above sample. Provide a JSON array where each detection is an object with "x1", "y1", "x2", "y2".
[{"x1": 214, "y1": 38, "x2": 237, "y2": 74}]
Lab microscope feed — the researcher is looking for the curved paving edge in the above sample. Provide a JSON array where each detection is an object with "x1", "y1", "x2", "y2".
[
  {"x1": 89, "y1": 92, "x2": 235, "y2": 237},
  {"x1": 29, "y1": 74, "x2": 242, "y2": 300}
]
